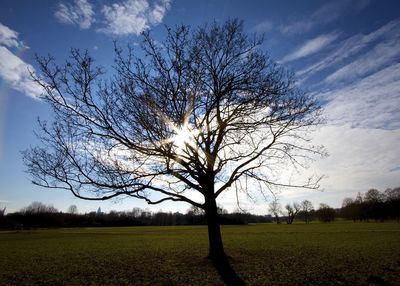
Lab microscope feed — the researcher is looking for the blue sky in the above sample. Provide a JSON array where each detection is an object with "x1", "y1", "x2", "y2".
[{"x1": 0, "y1": 0, "x2": 399, "y2": 214}]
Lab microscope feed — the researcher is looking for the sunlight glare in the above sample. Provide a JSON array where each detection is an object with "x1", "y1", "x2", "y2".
[{"x1": 167, "y1": 121, "x2": 199, "y2": 154}]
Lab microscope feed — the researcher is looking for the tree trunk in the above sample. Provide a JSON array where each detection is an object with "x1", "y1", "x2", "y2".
[
  {"x1": 205, "y1": 196, "x2": 226, "y2": 260},
  {"x1": 204, "y1": 194, "x2": 246, "y2": 285}
]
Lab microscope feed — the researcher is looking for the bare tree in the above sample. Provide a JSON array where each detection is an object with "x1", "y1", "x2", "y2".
[
  {"x1": 268, "y1": 196, "x2": 282, "y2": 224},
  {"x1": 384, "y1": 187, "x2": 400, "y2": 202},
  {"x1": 23, "y1": 19, "x2": 323, "y2": 284},
  {"x1": 364, "y1": 189, "x2": 384, "y2": 203},
  {"x1": 187, "y1": 205, "x2": 205, "y2": 216},
  {"x1": 342, "y1": 197, "x2": 354, "y2": 208},
  {"x1": 341, "y1": 197, "x2": 358, "y2": 221},
  {"x1": 355, "y1": 192, "x2": 363, "y2": 203},
  {"x1": 285, "y1": 202, "x2": 301, "y2": 224},
  {"x1": 317, "y1": 203, "x2": 336, "y2": 222},
  {"x1": 20, "y1": 201, "x2": 58, "y2": 214},
  {"x1": 301, "y1": 200, "x2": 314, "y2": 224},
  {"x1": 0, "y1": 205, "x2": 6, "y2": 217},
  {"x1": 67, "y1": 204, "x2": 78, "y2": 214},
  {"x1": 131, "y1": 207, "x2": 142, "y2": 218}
]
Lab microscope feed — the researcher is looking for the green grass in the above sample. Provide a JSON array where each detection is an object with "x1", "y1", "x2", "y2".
[{"x1": 0, "y1": 222, "x2": 399, "y2": 285}]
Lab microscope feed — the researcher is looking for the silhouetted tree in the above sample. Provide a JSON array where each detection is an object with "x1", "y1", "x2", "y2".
[
  {"x1": 217, "y1": 206, "x2": 228, "y2": 215},
  {"x1": 131, "y1": 207, "x2": 142, "y2": 218},
  {"x1": 0, "y1": 206, "x2": 5, "y2": 216},
  {"x1": 355, "y1": 192, "x2": 363, "y2": 203},
  {"x1": 364, "y1": 189, "x2": 384, "y2": 203},
  {"x1": 363, "y1": 189, "x2": 386, "y2": 221},
  {"x1": 285, "y1": 202, "x2": 301, "y2": 224},
  {"x1": 187, "y1": 205, "x2": 205, "y2": 216},
  {"x1": 23, "y1": 19, "x2": 323, "y2": 284},
  {"x1": 67, "y1": 204, "x2": 78, "y2": 214},
  {"x1": 316, "y1": 203, "x2": 335, "y2": 222},
  {"x1": 15, "y1": 202, "x2": 60, "y2": 228},
  {"x1": 0, "y1": 206, "x2": 7, "y2": 229},
  {"x1": 342, "y1": 197, "x2": 354, "y2": 208},
  {"x1": 21, "y1": 201, "x2": 58, "y2": 214},
  {"x1": 301, "y1": 200, "x2": 313, "y2": 224},
  {"x1": 340, "y1": 188, "x2": 400, "y2": 221},
  {"x1": 384, "y1": 187, "x2": 400, "y2": 220},
  {"x1": 268, "y1": 197, "x2": 282, "y2": 224},
  {"x1": 341, "y1": 197, "x2": 358, "y2": 221},
  {"x1": 384, "y1": 187, "x2": 400, "y2": 202}
]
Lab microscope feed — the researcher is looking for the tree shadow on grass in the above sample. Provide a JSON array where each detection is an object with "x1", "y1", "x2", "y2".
[{"x1": 210, "y1": 256, "x2": 246, "y2": 286}]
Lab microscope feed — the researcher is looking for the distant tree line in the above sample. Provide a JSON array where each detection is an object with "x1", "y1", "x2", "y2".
[
  {"x1": 0, "y1": 202, "x2": 272, "y2": 230},
  {"x1": 341, "y1": 187, "x2": 400, "y2": 221},
  {"x1": 269, "y1": 187, "x2": 400, "y2": 224},
  {"x1": 269, "y1": 199, "x2": 336, "y2": 224},
  {"x1": 1, "y1": 187, "x2": 399, "y2": 229}
]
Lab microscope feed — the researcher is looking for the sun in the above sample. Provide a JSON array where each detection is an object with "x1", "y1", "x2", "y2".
[
  {"x1": 171, "y1": 126, "x2": 193, "y2": 150},
  {"x1": 165, "y1": 121, "x2": 199, "y2": 154}
]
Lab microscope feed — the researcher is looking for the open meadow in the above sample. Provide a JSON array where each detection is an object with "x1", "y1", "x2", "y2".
[{"x1": 0, "y1": 222, "x2": 399, "y2": 285}]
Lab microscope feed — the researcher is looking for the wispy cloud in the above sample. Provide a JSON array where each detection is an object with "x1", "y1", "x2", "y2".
[
  {"x1": 253, "y1": 20, "x2": 273, "y2": 33},
  {"x1": 320, "y1": 63, "x2": 400, "y2": 130},
  {"x1": 55, "y1": 0, "x2": 95, "y2": 29},
  {"x1": 280, "y1": 0, "x2": 370, "y2": 35},
  {"x1": 297, "y1": 19, "x2": 400, "y2": 79},
  {"x1": 0, "y1": 23, "x2": 22, "y2": 48},
  {"x1": 309, "y1": 124, "x2": 400, "y2": 203},
  {"x1": 0, "y1": 23, "x2": 42, "y2": 99},
  {"x1": 285, "y1": 17, "x2": 400, "y2": 206},
  {"x1": 281, "y1": 33, "x2": 339, "y2": 63},
  {"x1": 99, "y1": 0, "x2": 171, "y2": 36},
  {"x1": 324, "y1": 37, "x2": 400, "y2": 84},
  {"x1": 223, "y1": 122, "x2": 400, "y2": 210}
]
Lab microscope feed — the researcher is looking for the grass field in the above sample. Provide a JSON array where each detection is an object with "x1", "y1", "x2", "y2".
[{"x1": 0, "y1": 222, "x2": 399, "y2": 285}]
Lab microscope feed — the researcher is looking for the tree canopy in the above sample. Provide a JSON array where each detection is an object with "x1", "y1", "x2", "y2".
[{"x1": 24, "y1": 19, "x2": 323, "y2": 209}]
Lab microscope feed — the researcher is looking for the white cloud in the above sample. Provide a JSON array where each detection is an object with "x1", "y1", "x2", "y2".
[
  {"x1": 268, "y1": 124, "x2": 400, "y2": 209},
  {"x1": 0, "y1": 47, "x2": 42, "y2": 99},
  {"x1": 320, "y1": 63, "x2": 400, "y2": 130},
  {"x1": 312, "y1": 125, "x2": 400, "y2": 199},
  {"x1": 99, "y1": 0, "x2": 171, "y2": 36},
  {"x1": 0, "y1": 23, "x2": 21, "y2": 48},
  {"x1": 297, "y1": 19, "x2": 400, "y2": 79},
  {"x1": 325, "y1": 38, "x2": 400, "y2": 83},
  {"x1": 304, "y1": 23, "x2": 400, "y2": 131},
  {"x1": 276, "y1": 19, "x2": 400, "y2": 209},
  {"x1": 281, "y1": 33, "x2": 339, "y2": 63},
  {"x1": 55, "y1": 0, "x2": 95, "y2": 29},
  {"x1": 253, "y1": 20, "x2": 273, "y2": 33},
  {"x1": 280, "y1": 0, "x2": 370, "y2": 35},
  {"x1": 216, "y1": 124, "x2": 400, "y2": 213},
  {"x1": 0, "y1": 23, "x2": 42, "y2": 99},
  {"x1": 53, "y1": 0, "x2": 172, "y2": 36},
  {"x1": 280, "y1": 21, "x2": 314, "y2": 36}
]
